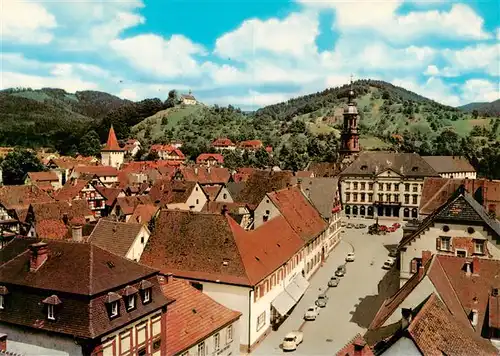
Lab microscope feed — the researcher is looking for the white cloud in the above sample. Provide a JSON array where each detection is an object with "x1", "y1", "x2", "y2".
[
  {"x1": 0, "y1": 0, "x2": 57, "y2": 44},
  {"x1": 441, "y1": 44, "x2": 500, "y2": 77},
  {"x1": 460, "y1": 79, "x2": 500, "y2": 103},
  {"x1": 214, "y1": 12, "x2": 319, "y2": 60},
  {"x1": 0, "y1": 71, "x2": 98, "y2": 92},
  {"x1": 110, "y1": 34, "x2": 206, "y2": 78},
  {"x1": 299, "y1": 1, "x2": 491, "y2": 41},
  {"x1": 392, "y1": 77, "x2": 461, "y2": 106},
  {"x1": 205, "y1": 90, "x2": 295, "y2": 108},
  {"x1": 118, "y1": 88, "x2": 139, "y2": 101}
]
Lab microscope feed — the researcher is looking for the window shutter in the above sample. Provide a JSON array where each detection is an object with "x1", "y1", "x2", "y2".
[
  {"x1": 410, "y1": 259, "x2": 417, "y2": 273},
  {"x1": 436, "y1": 238, "x2": 441, "y2": 250}
]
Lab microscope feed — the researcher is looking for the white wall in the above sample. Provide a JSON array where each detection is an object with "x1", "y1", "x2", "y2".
[
  {"x1": 125, "y1": 225, "x2": 151, "y2": 262},
  {"x1": 254, "y1": 196, "x2": 282, "y2": 229},
  {"x1": 400, "y1": 222, "x2": 500, "y2": 284},
  {"x1": 185, "y1": 184, "x2": 207, "y2": 211},
  {"x1": 382, "y1": 336, "x2": 421, "y2": 356},
  {"x1": 0, "y1": 323, "x2": 83, "y2": 356},
  {"x1": 216, "y1": 187, "x2": 234, "y2": 203},
  {"x1": 101, "y1": 151, "x2": 124, "y2": 169},
  {"x1": 441, "y1": 172, "x2": 477, "y2": 179},
  {"x1": 180, "y1": 319, "x2": 240, "y2": 356}
]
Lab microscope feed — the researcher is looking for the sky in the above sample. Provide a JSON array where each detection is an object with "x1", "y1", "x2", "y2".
[{"x1": 0, "y1": 0, "x2": 499, "y2": 110}]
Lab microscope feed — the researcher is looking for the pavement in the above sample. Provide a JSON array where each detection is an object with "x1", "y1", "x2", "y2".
[{"x1": 251, "y1": 218, "x2": 403, "y2": 356}]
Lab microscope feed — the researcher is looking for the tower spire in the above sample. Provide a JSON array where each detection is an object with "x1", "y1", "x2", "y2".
[{"x1": 348, "y1": 74, "x2": 355, "y2": 104}]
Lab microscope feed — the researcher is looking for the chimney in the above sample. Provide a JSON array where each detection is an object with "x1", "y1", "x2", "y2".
[
  {"x1": 471, "y1": 309, "x2": 479, "y2": 326},
  {"x1": 353, "y1": 339, "x2": 366, "y2": 355},
  {"x1": 71, "y1": 225, "x2": 83, "y2": 242},
  {"x1": 472, "y1": 256, "x2": 480, "y2": 275},
  {"x1": 401, "y1": 308, "x2": 412, "y2": 329},
  {"x1": 465, "y1": 261, "x2": 472, "y2": 276},
  {"x1": 29, "y1": 242, "x2": 49, "y2": 272},
  {"x1": 492, "y1": 288, "x2": 499, "y2": 297},
  {"x1": 421, "y1": 250, "x2": 432, "y2": 266},
  {"x1": 165, "y1": 273, "x2": 173, "y2": 283},
  {"x1": 0, "y1": 333, "x2": 6, "y2": 352},
  {"x1": 62, "y1": 213, "x2": 69, "y2": 225}
]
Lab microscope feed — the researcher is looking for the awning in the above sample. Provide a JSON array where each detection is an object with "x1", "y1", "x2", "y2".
[
  {"x1": 285, "y1": 274, "x2": 310, "y2": 302},
  {"x1": 271, "y1": 290, "x2": 296, "y2": 316}
]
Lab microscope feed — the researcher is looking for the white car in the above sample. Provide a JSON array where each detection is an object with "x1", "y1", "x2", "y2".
[
  {"x1": 345, "y1": 252, "x2": 355, "y2": 262},
  {"x1": 282, "y1": 331, "x2": 304, "y2": 351},
  {"x1": 304, "y1": 306, "x2": 319, "y2": 321},
  {"x1": 382, "y1": 257, "x2": 396, "y2": 269}
]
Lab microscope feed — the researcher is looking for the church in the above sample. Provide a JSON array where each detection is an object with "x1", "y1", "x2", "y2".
[{"x1": 101, "y1": 125, "x2": 125, "y2": 169}]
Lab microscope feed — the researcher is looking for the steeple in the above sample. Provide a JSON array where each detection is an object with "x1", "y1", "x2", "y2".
[
  {"x1": 339, "y1": 76, "x2": 360, "y2": 156},
  {"x1": 102, "y1": 125, "x2": 122, "y2": 152}
]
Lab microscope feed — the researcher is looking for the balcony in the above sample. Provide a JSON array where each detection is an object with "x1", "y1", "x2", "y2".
[{"x1": 373, "y1": 200, "x2": 402, "y2": 206}]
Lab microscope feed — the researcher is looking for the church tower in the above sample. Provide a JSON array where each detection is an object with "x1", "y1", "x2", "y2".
[
  {"x1": 101, "y1": 125, "x2": 124, "y2": 168},
  {"x1": 340, "y1": 79, "x2": 360, "y2": 156}
]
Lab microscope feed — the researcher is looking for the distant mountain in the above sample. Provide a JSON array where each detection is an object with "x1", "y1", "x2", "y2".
[{"x1": 458, "y1": 99, "x2": 500, "y2": 117}]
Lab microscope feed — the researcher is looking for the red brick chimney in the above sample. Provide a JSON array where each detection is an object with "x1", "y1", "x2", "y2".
[
  {"x1": 29, "y1": 242, "x2": 49, "y2": 272},
  {"x1": 472, "y1": 256, "x2": 480, "y2": 275},
  {"x1": 421, "y1": 250, "x2": 432, "y2": 266}
]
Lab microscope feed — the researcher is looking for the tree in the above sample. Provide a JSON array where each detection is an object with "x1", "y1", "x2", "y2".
[
  {"x1": 145, "y1": 150, "x2": 159, "y2": 161},
  {"x1": 472, "y1": 109, "x2": 479, "y2": 119},
  {"x1": 1, "y1": 149, "x2": 45, "y2": 185},
  {"x1": 78, "y1": 130, "x2": 101, "y2": 157},
  {"x1": 165, "y1": 90, "x2": 179, "y2": 108}
]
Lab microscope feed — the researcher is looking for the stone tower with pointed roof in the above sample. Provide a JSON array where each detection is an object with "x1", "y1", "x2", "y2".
[
  {"x1": 340, "y1": 79, "x2": 360, "y2": 157},
  {"x1": 101, "y1": 126, "x2": 124, "y2": 168}
]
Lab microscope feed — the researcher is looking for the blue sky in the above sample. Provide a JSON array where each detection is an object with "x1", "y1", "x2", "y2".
[{"x1": 1, "y1": 0, "x2": 499, "y2": 110}]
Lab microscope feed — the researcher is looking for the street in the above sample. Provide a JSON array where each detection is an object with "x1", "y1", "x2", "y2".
[{"x1": 251, "y1": 218, "x2": 402, "y2": 356}]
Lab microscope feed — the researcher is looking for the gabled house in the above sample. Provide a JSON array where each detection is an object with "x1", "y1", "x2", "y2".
[
  {"x1": 398, "y1": 186, "x2": 500, "y2": 286},
  {"x1": 88, "y1": 219, "x2": 151, "y2": 261},
  {"x1": 140, "y1": 210, "x2": 308, "y2": 353},
  {"x1": 231, "y1": 167, "x2": 261, "y2": 183},
  {"x1": 109, "y1": 195, "x2": 153, "y2": 222},
  {"x1": 420, "y1": 177, "x2": 500, "y2": 219},
  {"x1": 24, "y1": 171, "x2": 61, "y2": 190},
  {"x1": 202, "y1": 202, "x2": 252, "y2": 229},
  {"x1": 365, "y1": 293, "x2": 497, "y2": 355},
  {"x1": 180, "y1": 92, "x2": 197, "y2": 105},
  {"x1": 54, "y1": 177, "x2": 107, "y2": 217},
  {"x1": 196, "y1": 153, "x2": 224, "y2": 167},
  {"x1": 150, "y1": 145, "x2": 185, "y2": 162},
  {"x1": 176, "y1": 166, "x2": 231, "y2": 187},
  {"x1": 123, "y1": 139, "x2": 142, "y2": 157},
  {"x1": 0, "y1": 239, "x2": 172, "y2": 355},
  {"x1": 94, "y1": 186, "x2": 126, "y2": 216},
  {"x1": 0, "y1": 185, "x2": 53, "y2": 240},
  {"x1": 46, "y1": 156, "x2": 99, "y2": 186},
  {"x1": 159, "y1": 275, "x2": 242, "y2": 356},
  {"x1": 368, "y1": 252, "x2": 500, "y2": 350},
  {"x1": 70, "y1": 166, "x2": 119, "y2": 187},
  {"x1": 339, "y1": 151, "x2": 440, "y2": 219},
  {"x1": 253, "y1": 186, "x2": 329, "y2": 279},
  {"x1": 212, "y1": 138, "x2": 236, "y2": 151},
  {"x1": 25, "y1": 200, "x2": 95, "y2": 240},
  {"x1": 149, "y1": 180, "x2": 206, "y2": 212},
  {"x1": 239, "y1": 140, "x2": 263, "y2": 150},
  {"x1": 129, "y1": 204, "x2": 159, "y2": 226},
  {"x1": 422, "y1": 155, "x2": 477, "y2": 179}
]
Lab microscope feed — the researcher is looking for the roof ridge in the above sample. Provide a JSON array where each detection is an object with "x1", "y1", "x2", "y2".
[
  {"x1": 225, "y1": 214, "x2": 252, "y2": 285},
  {"x1": 407, "y1": 293, "x2": 439, "y2": 333},
  {"x1": 420, "y1": 179, "x2": 451, "y2": 214},
  {"x1": 88, "y1": 243, "x2": 94, "y2": 295}
]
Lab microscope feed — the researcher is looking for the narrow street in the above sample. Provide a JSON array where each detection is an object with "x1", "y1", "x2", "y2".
[{"x1": 251, "y1": 219, "x2": 402, "y2": 355}]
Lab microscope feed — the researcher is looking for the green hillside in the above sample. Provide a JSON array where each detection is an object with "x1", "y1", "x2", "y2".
[{"x1": 458, "y1": 99, "x2": 500, "y2": 117}]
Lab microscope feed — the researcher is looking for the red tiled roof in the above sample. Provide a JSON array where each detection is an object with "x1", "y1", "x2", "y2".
[
  {"x1": 114, "y1": 195, "x2": 152, "y2": 215},
  {"x1": 202, "y1": 201, "x2": 248, "y2": 215},
  {"x1": 239, "y1": 140, "x2": 263, "y2": 148},
  {"x1": 294, "y1": 170, "x2": 314, "y2": 178},
  {"x1": 201, "y1": 185, "x2": 222, "y2": 201},
  {"x1": 420, "y1": 177, "x2": 500, "y2": 217},
  {"x1": 54, "y1": 178, "x2": 95, "y2": 201},
  {"x1": 268, "y1": 186, "x2": 328, "y2": 243},
  {"x1": 407, "y1": 294, "x2": 497, "y2": 355},
  {"x1": 88, "y1": 219, "x2": 145, "y2": 257},
  {"x1": 73, "y1": 165, "x2": 118, "y2": 177},
  {"x1": 150, "y1": 145, "x2": 185, "y2": 159},
  {"x1": 148, "y1": 180, "x2": 196, "y2": 206},
  {"x1": 422, "y1": 156, "x2": 476, "y2": 174},
  {"x1": 336, "y1": 334, "x2": 374, "y2": 356},
  {"x1": 160, "y1": 277, "x2": 241, "y2": 356},
  {"x1": 129, "y1": 204, "x2": 158, "y2": 224},
  {"x1": 233, "y1": 170, "x2": 293, "y2": 205},
  {"x1": 27, "y1": 171, "x2": 59, "y2": 182},
  {"x1": 180, "y1": 166, "x2": 230, "y2": 185},
  {"x1": 95, "y1": 186, "x2": 123, "y2": 206},
  {"x1": 196, "y1": 153, "x2": 224, "y2": 164},
  {"x1": 102, "y1": 126, "x2": 123, "y2": 151},
  {"x1": 211, "y1": 138, "x2": 235, "y2": 147},
  {"x1": 48, "y1": 157, "x2": 98, "y2": 170},
  {"x1": 0, "y1": 185, "x2": 53, "y2": 210}
]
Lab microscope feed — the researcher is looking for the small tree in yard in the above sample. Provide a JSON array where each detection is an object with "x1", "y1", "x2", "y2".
[{"x1": 1, "y1": 148, "x2": 45, "y2": 185}]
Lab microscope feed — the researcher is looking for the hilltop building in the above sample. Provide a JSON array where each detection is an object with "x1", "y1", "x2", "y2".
[
  {"x1": 181, "y1": 90, "x2": 197, "y2": 105},
  {"x1": 101, "y1": 126, "x2": 124, "y2": 169}
]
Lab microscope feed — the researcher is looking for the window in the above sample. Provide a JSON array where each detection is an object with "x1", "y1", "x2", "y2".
[
  {"x1": 263, "y1": 215, "x2": 269, "y2": 222},
  {"x1": 404, "y1": 194, "x2": 410, "y2": 204},
  {"x1": 360, "y1": 182, "x2": 366, "y2": 190},
  {"x1": 378, "y1": 194, "x2": 383, "y2": 202},
  {"x1": 227, "y1": 325, "x2": 233, "y2": 343},
  {"x1": 257, "y1": 311, "x2": 266, "y2": 331},
  {"x1": 442, "y1": 225, "x2": 450, "y2": 232},
  {"x1": 47, "y1": 304, "x2": 55, "y2": 320},
  {"x1": 0, "y1": 295, "x2": 3, "y2": 310},
  {"x1": 353, "y1": 193, "x2": 358, "y2": 202},
  {"x1": 413, "y1": 184, "x2": 418, "y2": 192},
  {"x1": 368, "y1": 183, "x2": 374, "y2": 190},
  {"x1": 386, "y1": 183, "x2": 391, "y2": 191},
  {"x1": 467, "y1": 227, "x2": 475, "y2": 234},
  {"x1": 353, "y1": 182, "x2": 358, "y2": 190},
  {"x1": 360, "y1": 193, "x2": 365, "y2": 202},
  {"x1": 386, "y1": 194, "x2": 391, "y2": 202},
  {"x1": 456, "y1": 250, "x2": 467, "y2": 258},
  {"x1": 412, "y1": 195, "x2": 418, "y2": 204},
  {"x1": 368, "y1": 194, "x2": 373, "y2": 202},
  {"x1": 110, "y1": 301, "x2": 119, "y2": 317},
  {"x1": 127, "y1": 295, "x2": 135, "y2": 311},
  {"x1": 345, "y1": 182, "x2": 350, "y2": 190},
  {"x1": 394, "y1": 184, "x2": 400, "y2": 191},
  {"x1": 345, "y1": 193, "x2": 350, "y2": 202},
  {"x1": 223, "y1": 193, "x2": 227, "y2": 199},
  {"x1": 214, "y1": 333, "x2": 220, "y2": 350},
  {"x1": 439, "y1": 237, "x2": 451, "y2": 251},
  {"x1": 394, "y1": 194, "x2": 399, "y2": 202},
  {"x1": 474, "y1": 240, "x2": 485, "y2": 254},
  {"x1": 405, "y1": 183, "x2": 410, "y2": 192},
  {"x1": 141, "y1": 235, "x2": 145, "y2": 244},
  {"x1": 378, "y1": 183, "x2": 384, "y2": 191},
  {"x1": 153, "y1": 339, "x2": 161, "y2": 351},
  {"x1": 197, "y1": 342, "x2": 206, "y2": 356},
  {"x1": 196, "y1": 199, "x2": 199, "y2": 205},
  {"x1": 138, "y1": 348, "x2": 147, "y2": 356}
]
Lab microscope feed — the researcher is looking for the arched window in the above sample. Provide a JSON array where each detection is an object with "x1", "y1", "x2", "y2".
[
  {"x1": 353, "y1": 206, "x2": 358, "y2": 215},
  {"x1": 411, "y1": 208, "x2": 418, "y2": 218},
  {"x1": 404, "y1": 208, "x2": 410, "y2": 218},
  {"x1": 345, "y1": 205, "x2": 351, "y2": 215}
]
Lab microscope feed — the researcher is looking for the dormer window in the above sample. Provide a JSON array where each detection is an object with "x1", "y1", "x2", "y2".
[
  {"x1": 0, "y1": 286, "x2": 8, "y2": 310},
  {"x1": 105, "y1": 292, "x2": 122, "y2": 319},
  {"x1": 139, "y1": 279, "x2": 153, "y2": 304},
  {"x1": 412, "y1": 167, "x2": 418, "y2": 172},
  {"x1": 42, "y1": 295, "x2": 62, "y2": 321},
  {"x1": 361, "y1": 165, "x2": 368, "y2": 171},
  {"x1": 127, "y1": 295, "x2": 136, "y2": 310},
  {"x1": 122, "y1": 285, "x2": 139, "y2": 311}
]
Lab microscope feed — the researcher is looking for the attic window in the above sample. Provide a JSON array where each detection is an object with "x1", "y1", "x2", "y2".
[
  {"x1": 361, "y1": 165, "x2": 368, "y2": 170},
  {"x1": 412, "y1": 167, "x2": 418, "y2": 172},
  {"x1": 467, "y1": 227, "x2": 475, "y2": 234},
  {"x1": 122, "y1": 285, "x2": 139, "y2": 311},
  {"x1": 105, "y1": 292, "x2": 122, "y2": 318},
  {"x1": 442, "y1": 225, "x2": 450, "y2": 232},
  {"x1": 139, "y1": 280, "x2": 153, "y2": 304},
  {"x1": 42, "y1": 295, "x2": 62, "y2": 321},
  {"x1": 107, "y1": 261, "x2": 115, "y2": 269},
  {"x1": 222, "y1": 260, "x2": 229, "y2": 266}
]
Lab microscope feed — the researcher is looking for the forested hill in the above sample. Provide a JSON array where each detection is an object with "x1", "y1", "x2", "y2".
[{"x1": 458, "y1": 99, "x2": 500, "y2": 117}]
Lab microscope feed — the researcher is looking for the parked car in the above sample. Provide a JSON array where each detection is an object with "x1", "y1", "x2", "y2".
[
  {"x1": 304, "y1": 306, "x2": 319, "y2": 320},
  {"x1": 341, "y1": 222, "x2": 347, "y2": 227},
  {"x1": 345, "y1": 252, "x2": 355, "y2": 262},
  {"x1": 335, "y1": 265, "x2": 346, "y2": 277},
  {"x1": 315, "y1": 293, "x2": 329, "y2": 308},
  {"x1": 346, "y1": 223, "x2": 354, "y2": 229},
  {"x1": 359, "y1": 223, "x2": 367, "y2": 228},
  {"x1": 282, "y1": 331, "x2": 304, "y2": 351},
  {"x1": 328, "y1": 276, "x2": 340, "y2": 287},
  {"x1": 382, "y1": 257, "x2": 396, "y2": 269}
]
